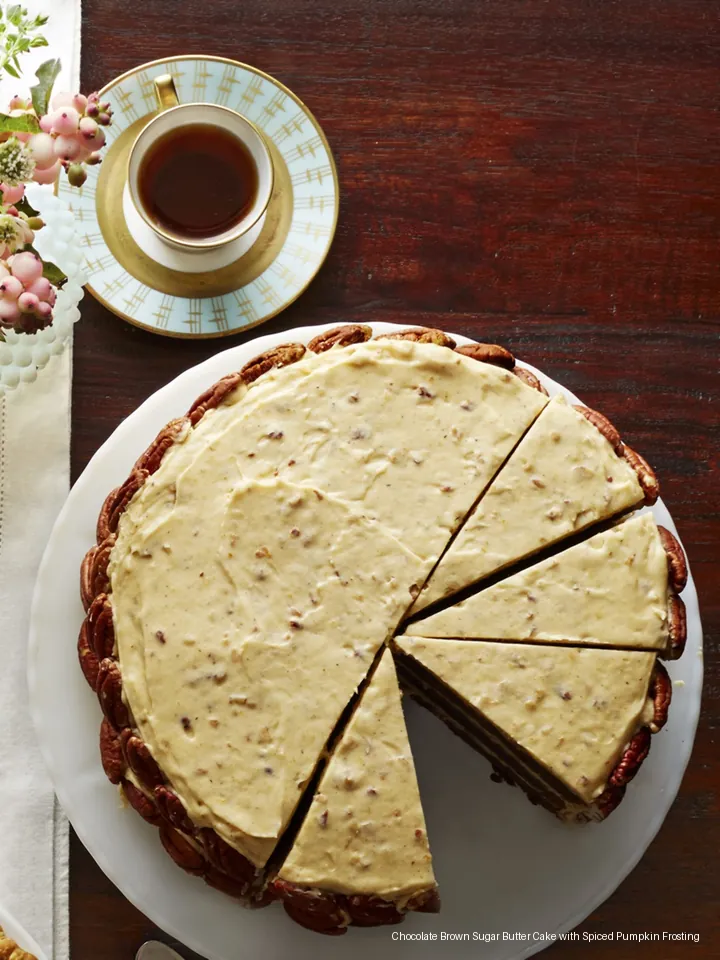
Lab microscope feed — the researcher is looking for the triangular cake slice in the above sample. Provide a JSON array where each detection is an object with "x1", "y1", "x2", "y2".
[
  {"x1": 272, "y1": 649, "x2": 439, "y2": 934},
  {"x1": 394, "y1": 636, "x2": 670, "y2": 822},
  {"x1": 413, "y1": 396, "x2": 648, "y2": 612},
  {"x1": 408, "y1": 513, "x2": 687, "y2": 657},
  {"x1": 112, "y1": 479, "x2": 428, "y2": 874}
]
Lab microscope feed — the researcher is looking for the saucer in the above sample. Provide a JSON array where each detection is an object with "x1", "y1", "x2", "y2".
[{"x1": 57, "y1": 56, "x2": 339, "y2": 338}]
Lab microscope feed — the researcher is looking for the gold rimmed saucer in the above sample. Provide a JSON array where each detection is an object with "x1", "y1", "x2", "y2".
[{"x1": 58, "y1": 56, "x2": 339, "y2": 338}]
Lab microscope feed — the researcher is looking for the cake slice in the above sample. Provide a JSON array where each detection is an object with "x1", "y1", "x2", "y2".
[
  {"x1": 407, "y1": 513, "x2": 688, "y2": 657},
  {"x1": 111, "y1": 479, "x2": 428, "y2": 877},
  {"x1": 394, "y1": 636, "x2": 671, "y2": 822},
  {"x1": 413, "y1": 396, "x2": 651, "y2": 612},
  {"x1": 272, "y1": 649, "x2": 438, "y2": 934}
]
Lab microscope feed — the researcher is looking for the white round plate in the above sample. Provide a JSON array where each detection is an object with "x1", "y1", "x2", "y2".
[
  {"x1": 29, "y1": 322, "x2": 702, "y2": 960},
  {"x1": 0, "y1": 901, "x2": 48, "y2": 960}
]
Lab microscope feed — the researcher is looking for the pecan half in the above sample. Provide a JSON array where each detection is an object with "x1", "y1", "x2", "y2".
[
  {"x1": 204, "y1": 867, "x2": 253, "y2": 901},
  {"x1": 133, "y1": 418, "x2": 188, "y2": 475},
  {"x1": 122, "y1": 778, "x2": 160, "y2": 825},
  {"x1": 159, "y1": 823, "x2": 205, "y2": 876},
  {"x1": 99, "y1": 717, "x2": 126, "y2": 785},
  {"x1": 77, "y1": 619, "x2": 100, "y2": 690},
  {"x1": 96, "y1": 658, "x2": 130, "y2": 730},
  {"x1": 80, "y1": 545, "x2": 98, "y2": 612},
  {"x1": 186, "y1": 372, "x2": 245, "y2": 426},
  {"x1": 376, "y1": 327, "x2": 456, "y2": 348},
  {"x1": 622, "y1": 445, "x2": 659, "y2": 505},
  {"x1": 595, "y1": 783, "x2": 627, "y2": 820},
  {"x1": 658, "y1": 526, "x2": 688, "y2": 593},
  {"x1": 514, "y1": 367, "x2": 549, "y2": 395},
  {"x1": 573, "y1": 405, "x2": 624, "y2": 455},
  {"x1": 273, "y1": 880, "x2": 350, "y2": 936},
  {"x1": 200, "y1": 828, "x2": 256, "y2": 884},
  {"x1": 668, "y1": 592, "x2": 687, "y2": 659},
  {"x1": 308, "y1": 324, "x2": 372, "y2": 353},
  {"x1": 608, "y1": 727, "x2": 652, "y2": 788},
  {"x1": 455, "y1": 343, "x2": 515, "y2": 370},
  {"x1": 649, "y1": 661, "x2": 672, "y2": 731},
  {"x1": 121, "y1": 730, "x2": 164, "y2": 790},
  {"x1": 240, "y1": 343, "x2": 307, "y2": 386},
  {"x1": 346, "y1": 895, "x2": 403, "y2": 927},
  {"x1": 154, "y1": 785, "x2": 195, "y2": 835},
  {"x1": 87, "y1": 593, "x2": 115, "y2": 660},
  {"x1": 96, "y1": 469, "x2": 149, "y2": 543},
  {"x1": 80, "y1": 536, "x2": 116, "y2": 610}
]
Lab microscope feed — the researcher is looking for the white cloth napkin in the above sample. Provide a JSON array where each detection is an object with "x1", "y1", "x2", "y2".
[{"x1": 0, "y1": 2, "x2": 81, "y2": 957}]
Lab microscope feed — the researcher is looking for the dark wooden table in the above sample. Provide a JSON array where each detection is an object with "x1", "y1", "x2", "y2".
[{"x1": 72, "y1": 0, "x2": 719, "y2": 956}]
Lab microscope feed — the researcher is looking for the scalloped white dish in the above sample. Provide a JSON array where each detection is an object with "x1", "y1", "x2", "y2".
[{"x1": 28, "y1": 322, "x2": 702, "y2": 960}]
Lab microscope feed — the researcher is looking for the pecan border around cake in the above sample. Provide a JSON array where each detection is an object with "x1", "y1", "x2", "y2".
[{"x1": 77, "y1": 324, "x2": 682, "y2": 930}]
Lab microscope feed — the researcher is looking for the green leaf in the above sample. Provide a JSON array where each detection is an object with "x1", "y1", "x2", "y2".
[
  {"x1": 30, "y1": 57, "x2": 61, "y2": 117},
  {"x1": 0, "y1": 111, "x2": 40, "y2": 133},
  {"x1": 41, "y1": 258, "x2": 66, "y2": 287},
  {"x1": 24, "y1": 244, "x2": 68, "y2": 287},
  {"x1": 14, "y1": 194, "x2": 39, "y2": 218},
  {"x1": 3, "y1": 63, "x2": 19, "y2": 79},
  {"x1": 7, "y1": 7, "x2": 23, "y2": 28}
]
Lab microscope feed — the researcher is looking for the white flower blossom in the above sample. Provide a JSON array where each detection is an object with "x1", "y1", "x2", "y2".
[
  {"x1": 0, "y1": 213, "x2": 34, "y2": 257},
  {"x1": 0, "y1": 137, "x2": 36, "y2": 187}
]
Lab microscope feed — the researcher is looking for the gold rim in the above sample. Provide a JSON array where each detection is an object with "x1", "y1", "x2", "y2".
[
  {"x1": 84, "y1": 55, "x2": 340, "y2": 339},
  {"x1": 126, "y1": 103, "x2": 275, "y2": 250}
]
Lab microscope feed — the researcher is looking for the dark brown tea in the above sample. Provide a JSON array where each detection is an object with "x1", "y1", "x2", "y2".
[{"x1": 138, "y1": 123, "x2": 258, "y2": 239}]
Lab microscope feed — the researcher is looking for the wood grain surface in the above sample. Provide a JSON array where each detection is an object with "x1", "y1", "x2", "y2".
[{"x1": 72, "y1": 0, "x2": 719, "y2": 956}]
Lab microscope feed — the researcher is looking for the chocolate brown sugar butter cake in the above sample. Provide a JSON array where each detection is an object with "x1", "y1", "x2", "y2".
[{"x1": 78, "y1": 325, "x2": 687, "y2": 934}]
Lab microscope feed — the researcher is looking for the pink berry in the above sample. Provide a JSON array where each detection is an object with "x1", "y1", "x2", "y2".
[
  {"x1": 72, "y1": 94, "x2": 88, "y2": 113},
  {"x1": 39, "y1": 113, "x2": 53, "y2": 133},
  {"x1": 10, "y1": 251, "x2": 43, "y2": 284},
  {"x1": 0, "y1": 298, "x2": 20, "y2": 324},
  {"x1": 8, "y1": 95, "x2": 28, "y2": 111},
  {"x1": 53, "y1": 134, "x2": 83, "y2": 161},
  {"x1": 0, "y1": 275, "x2": 23, "y2": 300},
  {"x1": 82, "y1": 128, "x2": 106, "y2": 152},
  {"x1": 85, "y1": 102, "x2": 99, "y2": 118},
  {"x1": 27, "y1": 132, "x2": 56, "y2": 169},
  {"x1": 32, "y1": 159, "x2": 62, "y2": 185},
  {"x1": 26, "y1": 276, "x2": 53, "y2": 301},
  {"x1": 0, "y1": 182, "x2": 25, "y2": 205},
  {"x1": 49, "y1": 107, "x2": 80, "y2": 136},
  {"x1": 36, "y1": 300, "x2": 53, "y2": 320},
  {"x1": 18, "y1": 291, "x2": 40, "y2": 313},
  {"x1": 78, "y1": 117, "x2": 99, "y2": 139},
  {"x1": 51, "y1": 91, "x2": 75, "y2": 110}
]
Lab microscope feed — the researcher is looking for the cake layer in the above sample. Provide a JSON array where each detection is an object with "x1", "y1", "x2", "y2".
[
  {"x1": 413, "y1": 395, "x2": 645, "y2": 612},
  {"x1": 111, "y1": 478, "x2": 427, "y2": 866},
  {"x1": 408, "y1": 513, "x2": 671, "y2": 651},
  {"x1": 394, "y1": 637, "x2": 657, "y2": 805},
  {"x1": 120, "y1": 338, "x2": 547, "y2": 565},
  {"x1": 278, "y1": 649, "x2": 435, "y2": 902}
]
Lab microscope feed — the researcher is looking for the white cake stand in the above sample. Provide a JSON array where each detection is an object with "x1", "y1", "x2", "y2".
[{"x1": 28, "y1": 322, "x2": 702, "y2": 960}]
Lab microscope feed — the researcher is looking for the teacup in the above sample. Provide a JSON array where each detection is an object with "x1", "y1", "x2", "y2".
[{"x1": 123, "y1": 75, "x2": 274, "y2": 272}]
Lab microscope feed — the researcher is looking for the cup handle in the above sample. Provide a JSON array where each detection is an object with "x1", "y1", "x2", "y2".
[{"x1": 154, "y1": 74, "x2": 179, "y2": 111}]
